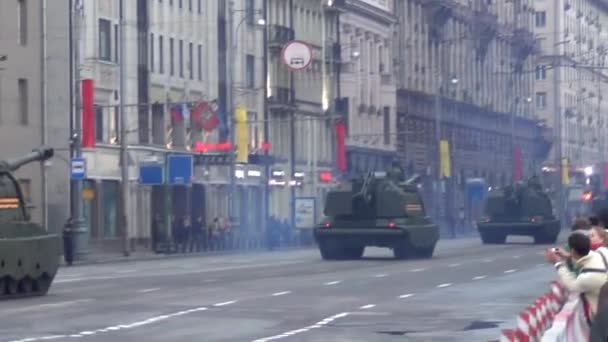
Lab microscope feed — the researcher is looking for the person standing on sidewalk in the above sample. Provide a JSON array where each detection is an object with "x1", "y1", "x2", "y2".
[{"x1": 62, "y1": 217, "x2": 74, "y2": 266}]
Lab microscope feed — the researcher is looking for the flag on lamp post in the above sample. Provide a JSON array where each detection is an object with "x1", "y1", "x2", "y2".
[
  {"x1": 235, "y1": 105, "x2": 248, "y2": 163},
  {"x1": 439, "y1": 139, "x2": 451, "y2": 178}
]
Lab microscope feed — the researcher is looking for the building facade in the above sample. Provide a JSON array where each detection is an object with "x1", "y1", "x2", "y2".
[
  {"x1": 0, "y1": 0, "x2": 70, "y2": 233},
  {"x1": 337, "y1": 0, "x2": 398, "y2": 176},
  {"x1": 394, "y1": 0, "x2": 552, "y2": 231},
  {"x1": 534, "y1": 0, "x2": 608, "y2": 172}
]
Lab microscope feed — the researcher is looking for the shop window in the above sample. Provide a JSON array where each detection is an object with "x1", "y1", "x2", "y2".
[{"x1": 101, "y1": 180, "x2": 119, "y2": 239}]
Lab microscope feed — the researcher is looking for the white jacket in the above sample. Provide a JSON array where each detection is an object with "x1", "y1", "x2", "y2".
[{"x1": 556, "y1": 250, "x2": 608, "y2": 317}]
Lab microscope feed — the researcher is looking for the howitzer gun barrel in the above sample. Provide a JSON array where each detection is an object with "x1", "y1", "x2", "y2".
[{"x1": 1, "y1": 147, "x2": 54, "y2": 172}]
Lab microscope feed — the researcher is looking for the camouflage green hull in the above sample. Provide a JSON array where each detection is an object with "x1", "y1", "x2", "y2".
[
  {"x1": 477, "y1": 220, "x2": 560, "y2": 245},
  {"x1": 314, "y1": 224, "x2": 439, "y2": 260},
  {"x1": 0, "y1": 223, "x2": 61, "y2": 299}
]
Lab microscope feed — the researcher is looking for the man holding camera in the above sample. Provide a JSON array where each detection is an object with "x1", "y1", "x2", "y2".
[{"x1": 546, "y1": 232, "x2": 608, "y2": 322}]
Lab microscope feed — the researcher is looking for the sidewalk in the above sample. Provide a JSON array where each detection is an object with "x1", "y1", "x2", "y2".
[{"x1": 62, "y1": 244, "x2": 314, "y2": 267}]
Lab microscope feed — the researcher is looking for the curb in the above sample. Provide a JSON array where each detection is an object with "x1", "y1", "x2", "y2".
[
  {"x1": 497, "y1": 281, "x2": 567, "y2": 342},
  {"x1": 62, "y1": 245, "x2": 316, "y2": 267}
]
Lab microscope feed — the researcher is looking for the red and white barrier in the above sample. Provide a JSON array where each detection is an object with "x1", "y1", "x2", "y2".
[
  {"x1": 541, "y1": 291, "x2": 590, "y2": 342},
  {"x1": 498, "y1": 281, "x2": 568, "y2": 342}
]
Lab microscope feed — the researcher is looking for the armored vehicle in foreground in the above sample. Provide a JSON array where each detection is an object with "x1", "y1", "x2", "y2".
[
  {"x1": 477, "y1": 176, "x2": 560, "y2": 244},
  {"x1": 0, "y1": 147, "x2": 60, "y2": 299},
  {"x1": 314, "y1": 169, "x2": 439, "y2": 260}
]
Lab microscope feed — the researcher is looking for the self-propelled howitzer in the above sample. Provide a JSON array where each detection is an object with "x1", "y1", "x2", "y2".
[
  {"x1": 0, "y1": 147, "x2": 61, "y2": 299},
  {"x1": 314, "y1": 172, "x2": 439, "y2": 260},
  {"x1": 476, "y1": 176, "x2": 560, "y2": 244}
]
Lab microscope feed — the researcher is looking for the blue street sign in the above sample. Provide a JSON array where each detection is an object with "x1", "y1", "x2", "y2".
[
  {"x1": 139, "y1": 163, "x2": 164, "y2": 185},
  {"x1": 71, "y1": 158, "x2": 86, "y2": 180},
  {"x1": 167, "y1": 154, "x2": 193, "y2": 185}
]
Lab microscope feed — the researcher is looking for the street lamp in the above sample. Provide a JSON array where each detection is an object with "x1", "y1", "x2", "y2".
[
  {"x1": 450, "y1": 76, "x2": 459, "y2": 85},
  {"x1": 227, "y1": 2, "x2": 266, "y2": 232}
]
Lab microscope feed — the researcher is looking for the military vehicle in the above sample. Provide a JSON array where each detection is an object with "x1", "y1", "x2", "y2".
[
  {"x1": 313, "y1": 168, "x2": 439, "y2": 260},
  {"x1": 0, "y1": 147, "x2": 60, "y2": 299},
  {"x1": 477, "y1": 176, "x2": 560, "y2": 244}
]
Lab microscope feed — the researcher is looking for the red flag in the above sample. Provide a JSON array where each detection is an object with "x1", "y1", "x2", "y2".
[
  {"x1": 335, "y1": 121, "x2": 347, "y2": 171},
  {"x1": 513, "y1": 145, "x2": 522, "y2": 181},
  {"x1": 190, "y1": 102, "x2": 207, "y2": 126},
  {"x1": 81, "y1": 79, "x2": 95, "y2": 148},
  {"x1": 170, "y1": 105, "x2": 183, "y2": 122}
]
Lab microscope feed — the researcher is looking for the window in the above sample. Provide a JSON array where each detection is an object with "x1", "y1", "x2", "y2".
[
  {"x1": 18, "y1": 78, "x2": 28, "y2": 125},
  {"x1": 18, "y1": 0, "x2": 27, "y2": 45},
  {"x1": 150, "y1": 33, "x2": 155, "y2": 72},
  {"x1": 535, "y1": 65, "x2": 546, "y2": 80},
  {"x1": 197, "y1": 0, "x2": 202, "y2": 14},
  {"x1": 159, "y1": 35, "x2": 164, "y2": 74},
  {"x1": 246, "y1": 0, "x2": 255, "y2": 25},
  {"x1": 99, "y1": 19, "x2": 112, "y2": 61},
  {"x1": 535, "y1": 11, "x2": 546, "y2": 27},
  {"x1": 114, "y1": 24, "x2": 119, "y2": 62},
  {"x1": 246, "y1": 54, "x2": 255, "y2": 88},
  {"x1": 197, "y1": 44, "x2": 202, "y2": 81},
  {"x1": 188, "y1": 42, "x2": 193, "y2": 79},
  {"x1": 18, "y1": 179, "x2": 31, "y2": 203},
  {"x1": 169, "y1": 38, "x2": 174, "y2": 75},
  {"x1": 179, "y1": 40, "x2": 184, "y2": 77},
  {"x1": 536, "y1": 92, "x2": 547, "y2": 109},
  {"x1": 95, "y1": 105, "x2": 104, "y2": 142},
  {"x1": 188, "y1": 0, "x2": 192, "y2": 11},
  {"x1": 383, "y1": 106, "x2": 391, "y2": 145}
]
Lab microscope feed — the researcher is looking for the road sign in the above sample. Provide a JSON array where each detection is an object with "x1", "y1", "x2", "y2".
[
  {"x1": 139, "y1": 163, "x2": 164, "y2": 185},
  {"x1": 71, "y1": 158, "x2": 86, "y2": 180},
  {"x1": 167, "y1": 154, "x2": 193, "y2": 185},
  {"x1": 281, "y1": 40, "x2": 312, "y2": 71}
]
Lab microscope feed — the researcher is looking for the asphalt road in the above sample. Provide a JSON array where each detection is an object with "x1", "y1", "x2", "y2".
[{"x1": 0, "y1": 236, "x2": 559, "y2": 342}]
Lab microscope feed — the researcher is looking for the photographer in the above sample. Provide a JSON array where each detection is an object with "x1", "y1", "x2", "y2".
[{"x1": 546, "y1": 232, "x2": 607, "y2": 322}]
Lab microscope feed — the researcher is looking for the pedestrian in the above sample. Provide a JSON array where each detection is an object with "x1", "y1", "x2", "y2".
[
  {"x1": 547, "y1": 232, "x2": 608, "y2": 321},
  {"x1": 62, "y1": 217, "x2": 74, "y2": 266},
  {"x1": 151, "y1": 213, "x2": 164, "y2": 253},
  {"x1": 182, "y1": 216, "x2": 191, "y2": 253},
  {"x1": 190, "y1": 215, "x2": 203, "y2": 253}
]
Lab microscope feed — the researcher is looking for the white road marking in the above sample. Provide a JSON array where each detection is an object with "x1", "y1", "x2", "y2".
[
  {"x1": 448, "y1": 263, "x2": 461, "y2": 267},
  {"x1": 513, "y1": 255, "x2": 521, "y2": 259},
  {"x1": 137, "y1": 288, "x2": 160, "y2": 293},
  {"x1": 253, "y1": 312, "x2": 350, "y2": 342},
  {"x1": 8, "y1": 299, "x2": 93, "y2": 315},
  {"x1": 482, "y1": 258, "x2": 494, "y2": 263},
  {"x1": 324, "y1": 281, "x2": 341, "y2": 285},
  {"x1": 115, "y1": 269, "x2": 136, "y2": 274},
  {"x1": 399, "y1": 293, "x2": 414, "y2": 299},
  {"x1": 473, "y1": 275, "x2": 487, "y2": 280},
  {"x1": 54, "y1": 260, "x2": 304, "y2": 284},
  {"x1": 374, "y1": 274, "x2": 388, "y2": 278},
  {"x1": 437, "y1": 283, "x2": 452, "y2": 288},
  {"x1": 213, "y1": 300, "x2": 237, "y2": 307},
  {"x1": 410, "y1": 268, "x2": 426, "y2": 272},
  {"x1": 272, "y1": 291, "x2": 291, "y2": 296},
  {"x1": 504, "y1": 269, "x2": 517, "y2": 274},
  {"x1": 203, "y1": 279, "x2": 218, "y2": 283},
  {"x1": 359, "y1": 304, "x2": 376, "y2": 310}
]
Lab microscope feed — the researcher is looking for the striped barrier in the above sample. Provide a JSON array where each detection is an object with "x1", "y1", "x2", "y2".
[
  {"x1": 497, "y1": 281, "x2": 568, "y2": 342},
  {"x1": 541, "y1": 292, "x2": 590, "y2": 341}
]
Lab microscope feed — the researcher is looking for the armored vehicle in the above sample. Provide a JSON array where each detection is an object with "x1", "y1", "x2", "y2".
[
  {"x1": 0, "y1": 147, "x2": 60, "y2": 299},
  {"x1": 477, "y1": 176, "x2": 560, "y2": 244},
  {"x1": 313, "y1": 169, "x2": 439, "y2": 260}
]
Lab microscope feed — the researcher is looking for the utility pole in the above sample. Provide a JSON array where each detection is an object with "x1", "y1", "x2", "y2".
[
  {"x1": 433, "y1": 40, "x2": 445, "y2": 229},
  {"x1": 71, "y1": 0, "x2": 87, "y2": 259},
  {"x1": 262, "y1": 0, "x2": 270, "y2": 234},
  {"x1": 227, "y1": 1, "x2": 237, "y2": 224},
  {"x1": 553, "y1": 0, "x2": 564, "y2": 226},
  {"x1": 119, "y1": 0, "x2": 130, "y2": 257}
]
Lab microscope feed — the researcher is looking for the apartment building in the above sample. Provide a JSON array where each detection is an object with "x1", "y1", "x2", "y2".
[
  {"x1": 394, "y1": 0, "x2": 552, "y2": 228},
  {"x1": 337, "y1": 0, "x2": 398, "y2": 176},
  {"x1": 534, "y1": 0, "x2": 608, "y2": 171},
  {"x1": 0, "y1": 0, "x2": 70, "y2": 232}
]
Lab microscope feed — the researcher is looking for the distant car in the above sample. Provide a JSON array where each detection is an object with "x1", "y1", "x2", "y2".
[{"x1": 313, "y1": 171, "x2": 439, "y2": 260}]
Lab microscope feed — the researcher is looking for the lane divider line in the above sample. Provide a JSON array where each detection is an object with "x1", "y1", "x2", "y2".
[
  {"x1": 437, "y1": 283, "x2": 452, "y2": 288},
  {"x1": 252, "y1": 312, "x2": 350, "y2": 342},
  {"x1": 359, "y1": 304, "x2": 376, "y2": 310},
  {"x1": 213, "y1": 301, "x2": 237, "y2": 307},
  {"x1": 324, "y1": 281, "x2": 342, "y2": 285},
  {"x1": 473, "y1": 275, "x2": 487, "y2": 280},
  {"x1": 137, "y1": 288, "x2": 160, "y2": 293},
  {"x1": 504, "y1": 269, "x2": 517, "y2": 274},
  {"x1": 272, "y1": 291, "x2": 291, "y2": 297},
  {"x1": 399, "y1": 293, "x2": 415, "y2": 299}
]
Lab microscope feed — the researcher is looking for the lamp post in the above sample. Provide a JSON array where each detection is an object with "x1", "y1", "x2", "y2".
[{"x1": 227, "y1": 1, "x2": 266, "y2": 232}]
